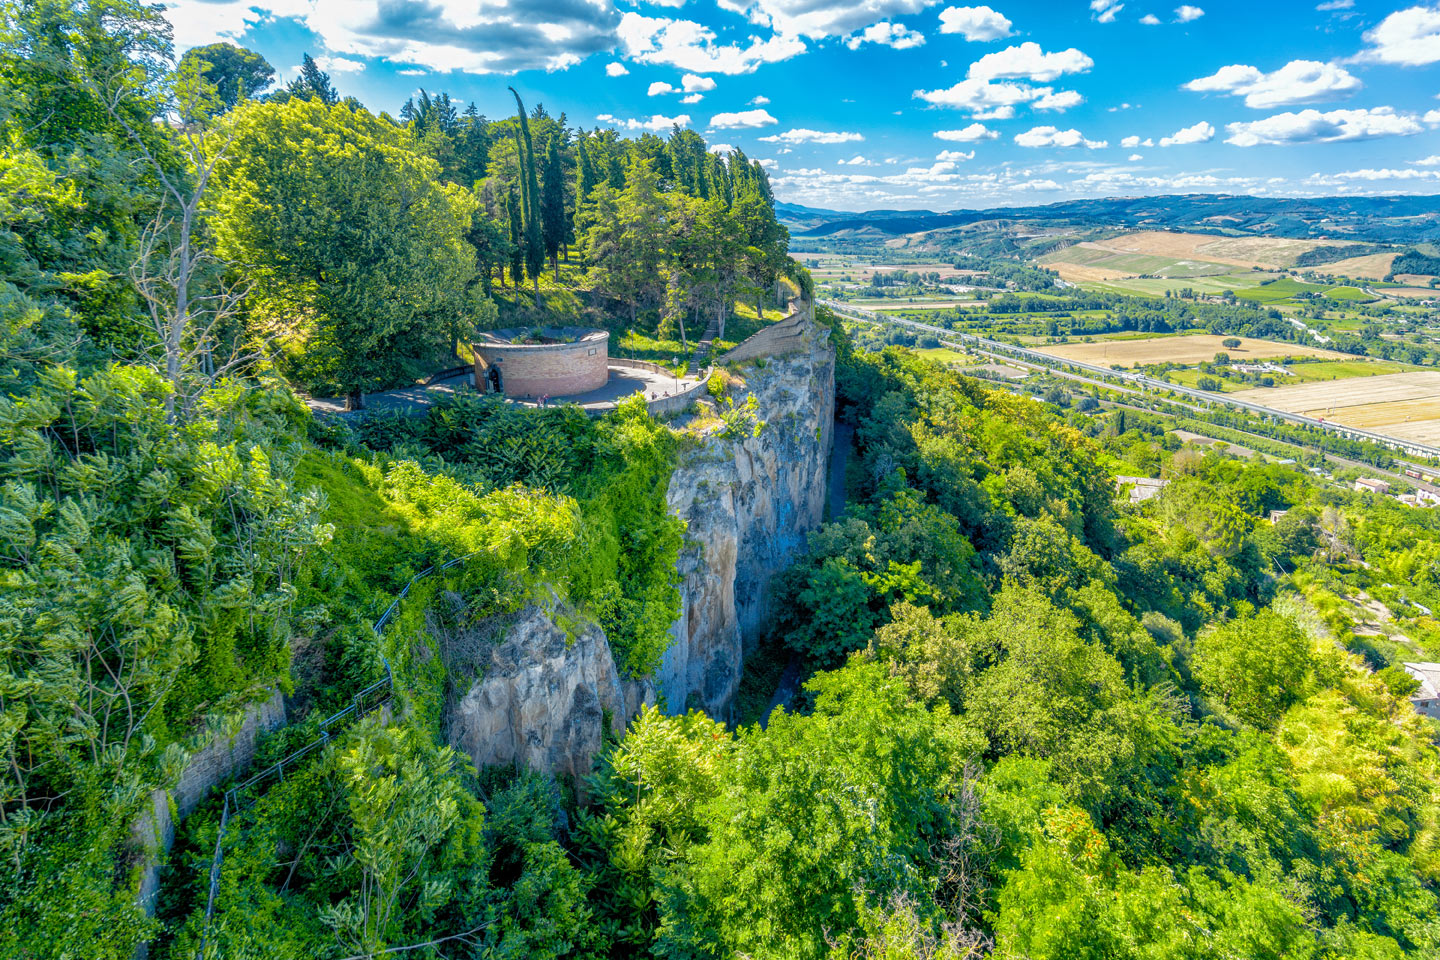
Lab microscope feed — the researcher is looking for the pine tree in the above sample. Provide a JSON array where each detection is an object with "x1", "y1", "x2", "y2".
[
  {"x1": 607, "y1": 153, "x2": 625, "y2": 191},
  {"x1": 540, "y1": 136, "x2": 567, "y2": 274},
  {"x1": 284, "y1": 53, "x2": 338, "y2": 105}
]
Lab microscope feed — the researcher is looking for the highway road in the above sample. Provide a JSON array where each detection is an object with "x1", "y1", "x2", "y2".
[{"x1": 823, "y1": 299, "x2": 1440, "y2": 462}]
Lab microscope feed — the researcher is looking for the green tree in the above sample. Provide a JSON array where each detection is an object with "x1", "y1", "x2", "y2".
[
  {"x1": 507, "y1": 183, "x2": 525, "y2": 287},
  {"x1": 275, "y1": 52, "x2": 338, "y2": 105},
  {"x1": 178, "y1": 42, "x2": 274, "y2": 109},
  {"x1": 1194, "y1": 610, "x2": 1316, "y2": 729},
  {"x1": 539, "y1": 134, "x2": 567, "y2": 274},
  {"x1": 210, "y1": 98, "x2": 477, "y2": 404}
]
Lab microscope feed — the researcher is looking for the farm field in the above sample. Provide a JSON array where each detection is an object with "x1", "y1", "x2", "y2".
[
  {"x1": 1087, "y1": 231, "x2": 1348, "y2": 268},
  {"x1": 1323, "y1": 251, "x2": 1398, "y2": 280},
  {"x1": 1231, "y1": 371, "x2": 1440, "y2": 445},
  {"x1": 1235, "y1": 277, "x2": 1331, "y2": 303},
  {"x1": 1074, "y1": 270, "x2": 1282, "y2": 297},
  {"x1": 1030, "y1": 334, "x2": 1344, "y2": 368}
]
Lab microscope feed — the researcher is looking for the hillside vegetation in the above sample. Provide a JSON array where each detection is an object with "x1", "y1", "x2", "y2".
[{"x1": 4, "y1": 4, "x2": 1440, "y2": 960}]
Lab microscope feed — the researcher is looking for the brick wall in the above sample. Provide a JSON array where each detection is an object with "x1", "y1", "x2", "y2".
[{"x1": 474, "y1": 332, "x2": 609, "y2": 399}]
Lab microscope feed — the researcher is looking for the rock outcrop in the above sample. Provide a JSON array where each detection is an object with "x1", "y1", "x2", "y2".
[
  {"x1": 445, "y1": 598, "x2": 652, "y2": 784},
  {"x1": 659, "y1": 310, "x2": 835, "y2": 718},
  {"x1": 134, "y1": 688, "x2": 286, "y2": 921}
]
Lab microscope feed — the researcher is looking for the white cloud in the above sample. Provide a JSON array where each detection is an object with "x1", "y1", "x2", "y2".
[
  {"x1": 1128, "y1": 152, "x2": 1144, "y2": 159},
  {"x1": 157, "y1": 0, "x2": 311, "y2": 50},
  {"x1": 1159, "y1": 120, "x2": 1214, "y2": 145},
  {"x1": 1417, "y1": 155, "x2": 1440, "y2": 165},
  {"x1": 1174, "y1": 4, "x2": 1204, "y2": 21},
  {"x1": 606, "y1": 62, "x2": 630, "y2": 77},
  {"x1": 1317, "y1": 0, "x2": 1353, "y2": 9},
  {"x1": 618, "y1": 12, "x2": 807, "y2": 75},
  {"x1": 681, "y1": 93, "x2": 704, "y2": 103},
  {"x1": 935, "y1": 123, "x2": 998, "y2": 140},
  {"x1": 1426, "y1": 109, "x2": 1440, "y2": 124},
  {"x1": 937, "y1": 5, "x2": 1013, "y2": 40},
  {"x1": 1034, "y1": 89, "x2": 1083, "y2": 110},
  {"x1": 1185, "y1": 60, "x2": 1361, "y2": 108},
  {"x1": 708, "y1": 142, "x2": 736, "y2": 153},
  {"x1": 915, "y1": 78, "x2": 1083, "y2": 117},
  {"x1": 709, "y1": 108, "x2": 778, "y2": 128},
  {"x1": 397, "y1": 68, "x2": 426, "y2": 76},
  {"x1": 1357, "y1": 5, "x2": 1440, "y2": 66},
  {"x1": 750, "y1": 95, "x2": 771, "y2": 105},
  {"x1": 595, "y1": 112, "x2": 691, "y2": 132},
  {"x1": 847, "y1": 21, "x2": 926, "y2": 49},
  {"x1": 837, "y1": 155, "x2": 869, "y2": 165},
  {"x1": 968, "y1": 41, "x2": 1093, "y2": 81},
  {"x1": 1121, "y1": 135, "x2": 1154, "y2": 147},
  {"x1": 1225, "y1": 106, "x2": 1425, "y2": 145},
  {"x1": 914, "y1": 78, "x2": 1036, "y2": 115},
  {"x1": 280, "y1": 0, "x2": 617, "y2": 75},
  {"x1": 682, "y1": 73, "x2": 717, "y2": 92},
  {"x1": 720, "y1": 0, "x2": 947, "y2": 40},
  {"x1": 1091, "y1": 0, "x2": 1125, "y2": 23},
  {"x1": 1014, "y1": 125, "x2": 1107, "y2": 148},
  {"x1": 935, "y1": 149, "x2": 976, "y2": 160},
  {"x1": 1140, "y1": 13, "x2": 1161, "y2": 23},
  {"x1": 759, "y1": 127, "x2": 865, "y2": 143},
  {"x1": 1335, "y1": 167, "x2": 1439, "y2": 180},
  {"x1": 649, "y1": 81, "x2": 676, "y2": 96},
  {"x1": 315, "y1": 54, "x2": 365, "y2": 73}
]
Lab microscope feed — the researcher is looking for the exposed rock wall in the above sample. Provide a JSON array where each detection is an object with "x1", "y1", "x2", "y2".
[
  {"x1": 133, "y1": 688, "x2": 286, "y2": 922},
  {"x1": 659, "y1": 314, "x2": 835, "y2": 718},
  {"x1": 445, "y1": 598, "x2": 653, "y2": 784}
]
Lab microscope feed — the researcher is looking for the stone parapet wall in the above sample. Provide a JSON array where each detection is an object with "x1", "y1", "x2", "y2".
[
  {"x1": 716, "y1": 299, "x2": 813, "y2": 365},
  {"x1": 474, "y1": 328, "x2": 608, "y2": 399}
]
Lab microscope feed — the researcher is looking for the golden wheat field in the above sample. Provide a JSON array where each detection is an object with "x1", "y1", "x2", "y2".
[
  {"x1": 1231, "y1": 372, "x2": 1440, "y2": 445},
  {"x1": 1090, "y1": 231, "x2": 1346, "y2": 269},
  {"x1": 1032, "y1": 334, "x2": 1344, "y2": 368},
  {"x1": 1324, "y1": 252, "x2": 1398, "y2": 280}
]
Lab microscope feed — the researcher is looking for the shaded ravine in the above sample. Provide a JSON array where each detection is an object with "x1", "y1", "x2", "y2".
[{"x1": 761, "y1": 418, "x2": 853, "y2": 727}]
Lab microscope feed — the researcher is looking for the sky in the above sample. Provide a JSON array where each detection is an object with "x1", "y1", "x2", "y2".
[{"x1": 162, "y1": 0, "x2": 1440, "y2": 212}]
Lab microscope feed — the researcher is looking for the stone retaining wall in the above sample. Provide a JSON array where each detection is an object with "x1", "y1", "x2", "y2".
[{"x1": 474, "y1": 328, "x2": 608, "y2": 399}]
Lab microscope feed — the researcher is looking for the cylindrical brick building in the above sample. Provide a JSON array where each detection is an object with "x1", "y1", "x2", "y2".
[{"x1": 472, "y1": 327, "x2": 609, "y2": 399}]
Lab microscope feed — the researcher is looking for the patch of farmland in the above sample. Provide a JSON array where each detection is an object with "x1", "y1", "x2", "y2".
[
  {"x1": 1230, "y1": 373, "x2": 1440, "y2": 446},
  {"x1": 1087, "y1": 231, "x2": 1346, "y2": 269},
  {"x1": 1081, "y1": 271, "x2": 1283, "y2": 297},
  {"x1": 1324, "y1": 252, "x2": 1398, "y2": 280},
  {"x1": 1042, "y1": 242, "x2": 1234, "y2": 279},
  {"x1": 1235, "y1": 277, "x2": 1330, "y2": 303},
  {"x1": 1031, "y1": 334, "x2": 1344, "y2": 368}
]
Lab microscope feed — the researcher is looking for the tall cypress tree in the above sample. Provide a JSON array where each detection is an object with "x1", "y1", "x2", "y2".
[
  {"x1": 506, "y1": 184, "x2": 524, "y2": 287},
  {"x1": 509, "y1": 87, "x2": 545, "y2": 294},
  {"x1": 540, "y1": 136, "x2": 566, "y2": 274},
  {"x1": 576, "y1": 136, "x2": 596, "y2": 203}
]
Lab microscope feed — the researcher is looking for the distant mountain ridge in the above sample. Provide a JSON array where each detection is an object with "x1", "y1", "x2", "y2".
[{"x1": 779, "y1": 194, "x2": 1440, "y2": 244}]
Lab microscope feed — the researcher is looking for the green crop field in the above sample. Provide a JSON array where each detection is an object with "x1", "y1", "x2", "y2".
[
  {"x1": 1322, "y1": 285, "x2": 1374, "y2": 302},
  {"x1": 1076, "y1": 270, "x2": 1282, "y2": 297},
  {"x1": 1235, "y1": 277, "x2": 1330, "y2": 303},
  {"x1": 1283, "y1": 359, "x2": 1428, "y2": 382}
]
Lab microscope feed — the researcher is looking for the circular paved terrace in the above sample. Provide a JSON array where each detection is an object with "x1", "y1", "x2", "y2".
[{"x1": 306, "y1": 362, "x2": 701, "y2": 416}]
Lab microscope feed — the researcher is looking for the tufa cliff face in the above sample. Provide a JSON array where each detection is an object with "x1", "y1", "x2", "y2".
[
  {"x1": 441, "y1": 309, "x2": 835, "y2": 773},
  {"x1": 658, "y1": 313, "x2": 835, "y2": 718},
  {"x1": 444, "y1": 597, "x2": 652, "y2": 785}
]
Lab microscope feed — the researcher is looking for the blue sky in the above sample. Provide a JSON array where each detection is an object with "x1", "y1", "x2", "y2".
[{"x1": 164, "y1": 1, "x2": 1440, "y2": 211}]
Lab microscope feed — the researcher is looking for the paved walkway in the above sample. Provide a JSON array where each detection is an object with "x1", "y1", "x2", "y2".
[{"x1": 306, "y1": 364, "x2": 699, "y2": 416}]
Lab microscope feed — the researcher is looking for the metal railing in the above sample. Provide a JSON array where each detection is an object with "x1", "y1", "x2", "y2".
[{"x1": 195, "y1": 552, "x2": 476, "y2": 959}]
